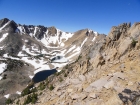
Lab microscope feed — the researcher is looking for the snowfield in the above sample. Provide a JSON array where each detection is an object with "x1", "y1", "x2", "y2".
[
  {"x1": 0, "y1": 63, "x2": 7, "y2": 74},
  {"x1": 4, "y1": 94, "x2": 10, "y2": 98},
  {"x1": 16, "y1": 91, "x2": 21, "y2": 95}
]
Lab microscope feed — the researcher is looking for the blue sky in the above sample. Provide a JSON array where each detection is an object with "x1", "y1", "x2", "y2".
[{"x1": 0, "y1": 0, "x2": 140, "y2": 34}]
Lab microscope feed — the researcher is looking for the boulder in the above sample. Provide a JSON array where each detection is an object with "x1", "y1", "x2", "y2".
[
  {"x1": 104, "y1": 80, "x2": 114, "y2": 89},
  {"x1": 88, "y1": 93, "x2": 97, "y2": 99},
  {"x1": 70, "y1": 79, "x2": 81, "y2": 85},
  {"x1": 90, "y1": 77, "x2": 108, "y2": 90},
  {"x1": 79, "y1": 75, "x2": 86, "y2": 81},
  {"x1": 113, "y1": 86, "x2": 124, "y2": 93},
  {"x1": 70, "y1": 94, "x2": 80, "y2": 100},
  {"x1": 67, "y1": 88, "x2": 73, "y2": 93},
  {"x1": 80, "y1": 93, "x2": 87, "y2": 100},
  {"x1": 84, "y1": 86, "x2": 94, "y2": 92}
]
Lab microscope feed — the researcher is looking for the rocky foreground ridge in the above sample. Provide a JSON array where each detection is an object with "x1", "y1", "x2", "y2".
[{"x1": 9, "y1": 22, "x2": 140, "y2": 105}]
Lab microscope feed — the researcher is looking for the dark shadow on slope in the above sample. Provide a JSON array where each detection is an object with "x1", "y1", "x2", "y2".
[
  {"x1": 118, "y1": 88, "x2": 140, "y2": 105},
  {"x1": 32, "y1": 69, "x2": 57, "y2": 83}
]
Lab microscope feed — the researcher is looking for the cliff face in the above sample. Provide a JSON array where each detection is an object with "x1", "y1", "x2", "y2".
[{"x1": 12, "y1": 22, "x2": 140, "y2": 105}]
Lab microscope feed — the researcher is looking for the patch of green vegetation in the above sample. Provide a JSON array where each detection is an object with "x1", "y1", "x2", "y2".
[
  {"x1": 55, "y1": 72, "x2": 61, "y2": 76},
  {"x1": 87, "y1": 56, "x2": 90, "y2": 60},
  {"x1": 21, "y1": 87, "x2": 31, "y2": 96},
  {"x1": 64, "y1": 73, "x2": 67, "y2": 77},
  {"x1": 45, "y1": 78, "x2": 49, "y2": 85},
  {"x1": 31, "y1": 87, "x2": 37, "y2": 93},
  {"x1": 59, "y1": 77, "x2": 63, "y2": 82},
  {"x1": 6, "y1": 98, "x2": 13, "y2": 104},
  {"x1": 131, "y1": 39, "x2": 138, "y2": 48},
  {"x1": 39, "y1": 92, "x2": 42, "y2": 95},
  {"x1": 38, "y1": 82, "x2": 45, "y2": 90},
  {"x1": 2, "y1": 74, "x2": 7, "y2": 79},
  {"x1": 23, "y1": 92, "x2": 38, "y2": 105},
  {"x1": 49, "y1": 84, "x2": 54, "y2": 91}
]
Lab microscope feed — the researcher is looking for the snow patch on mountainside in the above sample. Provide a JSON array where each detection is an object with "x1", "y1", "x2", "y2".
[
  {"x1": 58, "y1": 29, "x2": 73, "y2": 41},
  {"x1": 0, "y1": 77, "x2": 2, "y2": 80},
  {"x1": 0, "y1": 46, "x2": 4, "y2": 49},
  {"x1": 17, "y1": 26, "x2": 25, "y2": 34},
  {"x1": 22, "y1": 45, "x2": 40, "y2": 56},
  {"x1": 51, "y1": 62, "x2": 68, "y2": 72},
  {"x1": 0, "y1": 63, "x2": 7, "y2": 74},
  {"x1": 40, "y1": 29, "x2": 73, "y2": 47},
  {"x1": 67, "y1": 51, "x2": 80, "y2": 61},
  {"x1": 29, "y1": 75, "x2": 34, "y2": 79},
  {"x1": 16, "y1": 91, "x2": 21, "y2": 95},
  {"x1": 92, "y1": 37, "x2": 96, "y2": 42},
  {"x1": 34, "y1": 27, "x2": 38, "y2": 36},
  {"x1": 94, "y1": 31, "x2": 98, "y2": 35},
  {"x1": 92, "y1": 32, "x2": 98, "y2": 42},
  {"x1": 25, "y1": 40, "x2": 28, "y2": 42},
  {"x1": 73, "y1": 47, "x2": 81, "y2": 52},
  {"x1": 18, "y1": 52, "x2": 24, "y2": 56},
  {"x1": 51, "y1": 55, "x2": 68, "y2": 63},
  {"x1": 81, "y1": 37, "x2": 88, "y2": 47},
  {"x1": 66, "y1": 45, "x2": 76, "y2": 54},
  {"x1": 0, "y1": 33, "x2": 8, "y2": 42},
  {"x1": 4, "y1": 94, "x2": 10, "y2": 98}
]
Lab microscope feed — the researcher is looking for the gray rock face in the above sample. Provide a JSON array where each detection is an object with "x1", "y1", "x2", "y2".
[
  {"x1": 4, "y1": 21, "x2": 17, "y2": 32},
  {"x1": 35, "y1": 26, "x2": 47, "y2": 40},
  {"x1": 0, "y1": 19, "x2": 17, "y2": 33},
  {"x1": 118, "y1": 89, "x2": 140, "y2": 105},
  {"x1": 3, "y1": 33, "x2": 23, "y2": 55},
  {"x1": 0, "y1": 18, "x2": 9, "y2": 27}
]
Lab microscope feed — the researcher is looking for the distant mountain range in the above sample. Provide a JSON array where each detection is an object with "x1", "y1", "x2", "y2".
[{"x1": 0, "y1": 18, "x2": 100, "y2": 104}]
